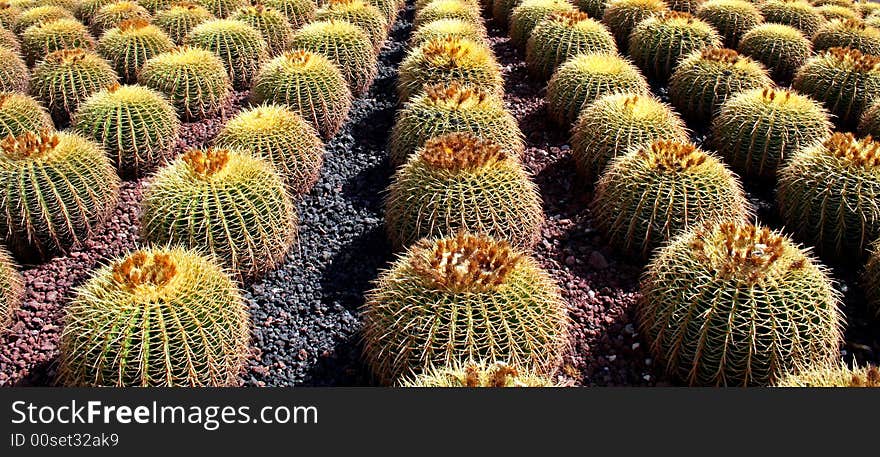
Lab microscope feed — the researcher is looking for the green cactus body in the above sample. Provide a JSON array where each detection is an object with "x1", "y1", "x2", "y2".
[
  {"x1": 30, "y1": 48, "x2": 118, "y2": 126},
  {"x1": 592, "y1": 139, "x2": 751, "y2": 258},
  {"x1": 415, "y1": 0, "x2": 479, "y2": 10},
  {"x1": 140, "y1": 147, "x2": 297, "y2": 280},
  {"x1": 416, "y1": 0, "x2": 482, "y2": 28},
  {"x1": 575, "y1": 0, "x2": 607, "y2": 18},
  {"x1": 315, "y1": 0, "x2": 388, "y2": 51},
  {"x1": 289, "y1": 19, "x2": 377, "y2": 96},
  {"x1": 0, "y1": 131, "x2": 120, "y2": 260},
  {"x1": 629, "y1": 11, "x2": 722, "y2": 81},
  {"x1": 777, "y1": 132, "x2": 880, "y2": 260},
  {"x1": 668, "y1": 47, "x2": 772, "y2": 122},
  {"x1": 72, "y1": 83, "x2": 179, "y2": 178},
  {"x1": 602, "y1": 0, "x2": 668, "y2": 51},
  {"x1": 0, "y1": 47, "x2": 29, "y2": 93},
  {"x1": 250, "y1": 50, "x2": 352, "y2": 139},
  {"x1": 775, "y1": 363, "x2": 880, "y2": 386},
  {"x1": 59, "y1": 247, "x2": 249, "y2": 386},
  {"x1": 14, "y1": 5, "x2": 73, "y2": 34},
  {"x1": 390, "y1": 82, "x2": 524, "y2": 167},
  {"x1": 525, "y1": 10, "x2": 617, "y2": 80},
  {"x1": 695, "y1": 0, "x2": 763, "y2": 47},
  {"x1": 366, "y1": 0, "x2": 400, "y2": 23},
  {"x1": 21, "y1": 18, "x2": 95, "y2": 66},
  {"x1": 713, "y1": 87, "x2": 831, "y2": 180},
  {"x1": 509, "y1": 0, "x2": 577, "y2": 49},
  {"x1": 262, "y1": 0, "x2": 316, "y2": 28},
  {"x1": 231, "y1": 4, "x2": 293, "y2": 56},
  {"x1": 194, "y1": 0, "x2": 247, "y2": 17},
  {"x1": 73, "y1": 0, "x2": 116, "y2": 24},
  {"x1": 545, "y1": 52, "x2": 649, "y2": 126},
  {"x1": 138, "y1": 46, "x2": 231, "y2": 120},
  {"x1": 759, "y1": 0, "x2": 826, "y2": 37},
  {"x1": 215, "y1": 104, "x2": 325, "y2": 194},
  {"x1": 793, "y1": 47, "x2": 880, "y2": 127},
  {"x1": 96, "y1": 19, "x2": 173, "y2": 83},
  {"x1": 858, "y1": 100, "x2": 880, "y2": 137},
  {"x1": 571, "y1": 92, "x2": 688, "y2": 179},
  {"x1": 666, "y1": 0, "x2": 703, "y2": 13},
  {"x1": 385, "y1": 133, "x2": 544, "y2": 249},
  {"x1": 410, "y1": 18, "x2": 488, "y2": 47},
  {"x1": 639, "y1": 221, "x2": 843, "y2": 386},
  {"x1": 185, "y1": 18, "x2": 268, "y2": 90},
  {"x1": 138, "y1": 0, "x2": 175, "y2": 14},
  {"x1": 816, "y1": 3, "x2": 860, "y2": 21},
  {"x1": 737, "y1": 23, "x2": 811, "y2": 82},
  {"x1": 812, "y1": 18, "x2": 880, "y2": 55},
  {"x1": 152, "y1": 2, "x2": 215, "y2": 44},
  {"x1": 397, "y1": 36, "x2": 503, "y2": 103},
  {"x1": 362, "y1": 232, "x2": 568, "y2": 384},
  {"x1": 0, "y1": 92, "x2": 53, "y2": 137},
  {"x1": 0, "y1": 245, "x2": 22, "y2": 331},
  {"x1": 90, "y1": 1, "x2": 151, "y2": 36},
  {"x1": 400, "y1": 360, "x2": 559, "y2": 387}
]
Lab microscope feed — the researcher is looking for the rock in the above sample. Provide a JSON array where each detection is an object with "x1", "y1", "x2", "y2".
[{"x1": 588, "y1": 251, "x2": 609, "y2": 270}]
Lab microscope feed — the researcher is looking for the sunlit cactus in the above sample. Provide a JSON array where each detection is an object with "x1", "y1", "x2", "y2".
[
  {"x1": 0, "y1": 92, "x2": 53, "y2": 137},
  {"x1": 263, "y1": 0, "x2": 316, "y2": 27},
  {"x1": 0, "y1": 25, "x2": 19, "y2": 52},
  {"x1": 0, "y1": 245, "x2": 22, "y2": 332},
  {"x1": 73, "y1": 0, "x2": 115, "y2": 24},
  {"x1": 194, "y1": 0, "x2": 247, "y2": 17},
  {"x1": 400, "y1": 360, "x2": 560, "y2": 387},
  {"x1": 0, "y1": 2, "x2": 22, "y2": 29},
  {"x1": 231, "y1": 4, "x2": 293, "y2": 56},
  {"x1": 409, "y1": 17, "x2": 489, "y2": 47},
  {"x1": 775, "y1": 363, "x2": 880, "y2": 387},
  {"x1": 815, "y1": 3, "x2": 860, "y2": 21},
  {"x1": 90, "y1": 1, "x2": 152, "y2": 36},
  {"x1": 695, "y1": 0, "x2": 762, "y2": 48},
  {"x1": 509, "y1": 0, "x2": 577, "y2": 49},
  {"x1": 30, "y1": 48, "x2": 118, "y2": 125},
  {"x1": 138, "y1": 46, "x2": 231, "y2": 120},
  {"x1": 737, "y1": 23, "x2": 811, "y2": 81},
  {"x1": 812, "y1": 18, "x2": 880, "y2": 55},
  {"x1": 602, "y1": 0, "x2": 668, "y2": 51},
  {"x1": 793, "y1": 47, "x2": 880, "y2": 127},
  {"x1": 397, "y1": 36, "x2": 503, "y2": 103},
  {"x1": 96, "y1": 19, "x2": 174, "y2": 83},
  {"x1": 21, "y1": 18, "x2": 95, "y2": 67},
  {"x1": 185, "y1": 18, "x2": 268, "y2": 90},
  {"x1": 525, "y1": 11, "x2": 617, "y2": 80},
  {"x1": 628, "y1": 11, "x2": 722, "y2": 81},
  {"x1": 0, "y1": 47, "x2": 29, "y2": 93},
  {"x1": 152, "y1": 2, "x2": 215, "y2": 44},
  {"x1": 14, "y1": 5, "x2": 73, "y2": 34},
  {"x1": 289, "y1": 19, "x2": 377, "y2": 96},
  {"x1": 666, "y1": 0, "x2": 703, "y2": 13},
  {"x1": 415, "y1": 0, "x2": 482, "y2": 29},
  {"x1": 315, "y1": 0, "x2": 388, "y2": 51},
  {"x1": 758, "y1": 0, "x2": 825, "y2": 37},
  {"x1": 138, "y1": 0, "x2": 176, "y2": 14}
]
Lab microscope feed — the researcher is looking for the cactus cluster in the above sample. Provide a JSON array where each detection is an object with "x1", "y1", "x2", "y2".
[
  {"x1": 30, "y1": 48, "x2": 118, "y2": 125},
  {"x1": 602, "y1": 0, "x2": 668, "y2": 51},
  {"x1": 289, "y1": 19, "x2": 377, "y2": 95},
  {"x1": 0, "y1": 47, "x2": 29, "y2": 93},
  {"x1": 152, "y1": 2, "x2": 215, "y2": 44},
  {"x1": 794, "y1": 47, "x2": 880, "y2": 127},
  {"x1": 759, "y1": 0, "x2": 825, "y2": 37},
  {"x1": 526, "y1": 11, "x2": 617, "y2": 80},
  {"x1": 812, "y1": 18, "x2": 880, "y2": 55},
  {"x1": 263, "y1": 0, "x2": 316, "y2": 27},
  {"x1": 0, "y1": 92, "x2": 53, "y2": 137},
  {"x1": 59, "y1": 247, "x2": 249, "y2": 386},
  {"x1": 14, "y1": 5, "x2": 73, "y2": 34},
  {"x1": 185, "y1": 18, "x2": 268, "y2": 90},
  {"x1": 509, "y1": 0, "x2": 576, "y2": 48},
  {"x1": 21, "y1": 18, "x2": 95, "y2": 67},
  {"x1": 397, "y1": 36, "x2": 503, "y2": 102},
  {"x1": 138, "y1": 46, "x2": 231, "y2": 120},
  {"x1": 97, "y1": 19, "x2": 174, "y2": 83},
  {"x1": 400, "y1": 360, "x2": 558, "y2": 387},
  {"x1": 231, "y1": 4, "x2": 293, "y2": 56},
  {"x1": 695, "y1": 0, "x2": 763, "y2": 48},
  {"x1": 737, "y1": 23, "x2": 811, "y2": 81},
  {"x1": 315, "y1": 0, "x2": 388, "y2": 51},
  {"x1": 91, "y1": 1, "x2": 152, "y2": 36},
  {"x1": 362, "y1": 232, "x2": 567, "y2": 384},
  {"x1": 409, "y1": 17, "x2": 488, "y2": 47},
  {"x1": 628, "y1": 11, "x2": 722, "y2": 81}
]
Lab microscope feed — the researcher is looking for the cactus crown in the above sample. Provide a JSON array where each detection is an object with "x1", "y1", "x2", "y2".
[
  {"x1": 421, "y1": 36, "x2": 488, "y2": 66},
  {"x1": 420, "y1": 132, "x2": 507, "y2": 171},
  {"x1": 117, "y1": 17, "x2": 151, "y2": 31},
  {"x1": 658, "y1": 10, "x2": 698, "y2": 22},
  {"x1": 281, "y1": 48, "x2": 317, "y2": 67},
  {"x1": 823, "y1": 132, "x2": 880, "y2": 168},
  {"x1": 0, "y1": 130, "x2": 59, "y2": 161},
  {"x1": 410, "y1": 233, "x2": 522, "y2": 292},
  {"x1": 424, "y1": 82, "x2": 491, "y2": 109},
  {"x1": 182, "y1": 147, "x2": 230, "y2": 178},
  {"x1": 699, "y1": 47, "x2": 744, "y2": 64},
  {"x1": 110, "y1": 250, "x2": 178, "y2": 293},
  {"x1": 547, "y1": 9, "x2": 590, "y2": 26},
  {"x1": 638, "y1": 139, "x2": 707, "y2": 172},
  {"x1": 825, "y1": 46, "x2": 880, "y2": 72},
  {"x1": 758, "y1": 86, "x2": 796, "y2": 105},
  {"x1": 48, "y1": 48, "x2": 91, "y2": 64},
  {"x1": 463, "y1": 362, "x2": 519, "y2": 387}
]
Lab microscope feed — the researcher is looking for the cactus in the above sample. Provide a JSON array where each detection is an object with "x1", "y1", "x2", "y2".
[
  {"x1": 90, "y1": 1, "x2": 152, "y2": 36},
  {"x1": 816, "y1": 4, "x2": 860, "y2": 21},
  {"x1": 397, "y1": 36, "x2": 503, "y2": 103},
  {"x1": 602, "y1": 0, "x2": 668, "y2": 51},
  {"x1": 864, "y1": 241, "x2": 880, "y2": 320},
  {"x1": 385, "y1": 132, "x2": 543, "y2": 249},
  {"x1": 73, "y1": 0, "x2": 115, "y2": 24},
  {"x1": 138, "y1": 0, "x2": 176, "y2": 14},
  {"x1": 0, "y1": 47, "x2": 29, "y2": 93},
  {"x1": 695, "y1": 0, "x2": 763, "y2": 47},
  {"x1": 215, "y1": 104, "x2": 324, "y2": 194},
  {"x1": 14, "y1": 5, "x2": 73, "y2": 34},
  {"x1": 409, "y1": 18, "x2": 489, "y2": 47},
  {"x1": 545, "y1": 52, "x2": 649, "y2": 126},
  {"x1": 759, "y1": 0, "x2": 825, "y2": 37},
  {"x1": 574, "y1": 0, "x2": 607, "y2": 18},
  {"x1": 525, "y1": 11, "x2": 617, "y2": 80},
  {"x1": 809, "y1": 0, "x2": 854, "y2": 7},
  {"x1": 793, "y1": 47, "x2": 880, "y2": 128},
  {"x1": 250, "y1": 50, "x2": 352, "y2": 139},
  {"x1": 668, "y1": 48, "x2": 772, "y2": 123},
  {"x1": 415, "y1": 0, "x2": 479, "y2": 11},
  {"x1": 231, "y1": 4, "x2": 292, "y2": 56},
  {"x1": 639, "y1": 221, "x2": 843, "y2": 386},
  {"x1": 571, "y1": 92, "x2": 688, "y2": 179},
  {"x1": 628, "y1": 11, "x2": 722, "y2": 81},
  {"x1": 0, "y1": 92, "x2": 53, "y2": 137},
  {"x1": 858, "y1": 1, "x2": 880, "y2": 17},
  {"x1": 0, "y1": 26, "x2": 19, "y2": 52},
  {"x1": 139, "y1": 46, "x2": 231, "y2": 120},
  {"x1": 390, "y1": 82, "x2": 524, "y2": 166},
  {"x1": 194, "y1": 0, "x2": 247, "y2": 17},
  {"x1": 315, "y1": 0, "x2": 388, "y2": 51},
  {"x1": 415, "y1": 0, "x2": 482, "y2": 29},
  {"x1": 289, "y1": 19, "x2": 377, "y2": 96},
  {"x1": 0, "y1": 245, "x2": 21, "y2": 332},
  {"x1": 509, "y1": 0, "x2": 577, "y2": 49},
  {"x1": 0, "y1": 131, "x2": 119, "y2": 260},
  {"x1": 362, "y1": 232, "x2": 568, "y2": 384},
  {"x1": 152, "y1": 2, "x2": 215, "y2": 44},
  {"x1": 0, "y1": 2, "x2": 22, "y2": 29},
  {"x1": 262, "y1": 0, "x2": 316, "y2": 27},
  {"x1": 185, "y1": 18, "x2": 268, "y2": 90},
  {"x1": 140, "y1": 147, "x2": 297, "y2": 280},
  {"x1": 592, "y1": 139, "x2": 751, "y2": 258},
  {"x1": 666, "y1": 0, "x2": 702, "y2": 13},
  {"x1": 812, "y1": 18, "x2": 880, "y2": 55},
  {"x1": 364, "y1": 0, "x2": 400, "y2": 23},
  {"x1": 72, "y1": 83, "x2": 179, "y2": 177},
  {"x1": 777, "y1": 132, "x2": 880, "y2": 260},
  {"x1": 858, "y1": 100, "x2": 880, "y2": 137},
  {"x1": 96, "y1": 19, "x2": 173, "y2": 83},
  {"x1": 713, "y1": 87, "x2": 832, "y2": 180},
  {"x1": 776, "y1": 363, "x2": 880, "y2": 387},
  {"x1": 400, "y1": 360, "x2": 559, "y2": 387},
  {"x1": 30, "y1": 48, "x2": 118, "y2": 125},
  {"x1": 737, "y1": 23, "x2": 811, "y2": 82},
  {"x1": 58, "y1": 247, "x2": 249, "y2": 387},
  {"x1": 21, "y1": 18, "x2": 94, "y2": 67}
]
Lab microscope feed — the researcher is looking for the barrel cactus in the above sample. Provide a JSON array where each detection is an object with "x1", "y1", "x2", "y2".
[
  {"x1": 390, "y1": 82, "x2": 524, "y2": 166},
  {"x1": 793, "y1": 47, "x2": 880, "y2": 128},
  {"x1": 250, "y1": 49, "x2": 352, "y2": 139},
  {"x1": 194, "y1": 0, "x2": 247, "y2": 17},
  {"x1": 315, "y1": 0, "x2": 388, "y2": 51},
  {"x1": 409, "y1": 18, "x2": 489, "y2": 47},
  {"x1": 0, "y1": 26, "x2": 19, "y2": 52},
  {"x1": 775, "y1": 362, "x2": 880, "y2": 386},
  {"x1": 571, "y1": 92, "x2": 688, "y2": 179},
  {"x1": 0, "y1": 130, "x2": 119, "y2": 260},
  {"x1": 74, "y1": 0, "x2": 115, "y2": 24},
  {"x1": 0, "y1": 47, "x2": 29, "y2": 93},
  {"x1": 592, "y1": 139, "x2": 751, "y2": 257},
  {"x1": 185, "y1": 18, "x2": 268, "y2": 90},
  {"x1": 812, "y1": 18, "x2": 880, "y2": 55},
  {"x1": 152, "y1": 2, "x2": 215, "y2": 44},
  {"x1": 96, "y1": 19, "x2": 174, "y2": 83},
  {"x1": 0, "y1": 2, "x2": 22, "y2": 29},
  {"x1": 21, "y1": 18, "x2": 95, "y2": 67},
  {"x1": 362, "y1": 232, "x2": 568, "y2": 384},
  {"x1": 400, "y1": 360, "x2": 559, "y2": 387},
  {"x1": 858, "y1": 100, "x2": 880, "y2": 137},
  {"x1": 816, "y1": 4, "x2": 860, "y2": 21},
  {"x1": 639, "y1": 221, "x2": 843, "y2": 386},
  {"x1": 778, "y1": 132, "x2": 880, "y2": 260},
  {"x1": 628, "y1": 11, "x2": 722, "y2": 81},
  {"x1": 138, "y1": 0, "x2": 175, "y2": 14},
  {"x1": 668, "y1": 47, "x2": 772, "y2": 123},
  {"x1": 215, "y1": 104, "x2": 325, "y2": 195},
  {"x1": 0, "y1": 92, "x2": 52, "y2": 137},
  {"x1": 545, "y1": 52, "x2": 649, "y2": 126},
  {"x1": 72, "y1": 83, "x2": 179, "y2": 178},
  {"x1": 90, "y1": 1, "x2": 152, "y2": 36},
  {"x1": 138, "y1": 46, "x2": 231, "y2": 120},
  {"x1": 667, "y1": 0, "x2": 702, "y2": 13},
  {"x1": 230, "y1": 4, "x2": 293, "y2": 56},
  {"x1": 385, "y1": 132, "x2": 543, "y2": 249},
  {"x1": 263, "y1": 0, "x2": 316, "y2": 27},
  {"x1": 0, "y1": 245, "x2": 21, "y2": 332},
  {"x1": 759, "y1": 0, "x2": 825, "y2": 37},
  {"x1": 14, "y1": 5, "x2": 73, "y2": 33},
  {"x1": 140, "y1": 147, "x2": 297, "y2": 280},
  {"x1": 737, "y1": 23, "x2": 811, "y2": 82},
  {"x1": 289, "y1": 19, "x2": 377, "y2": 95},
  {"x1": 602, "y1": 0, "x2": 668, "y2": 51},
  {"x1": 509, "y1": 0, "x2": 577, "y2": 49},
  {"x1": 575, "y1": 0, "x2": 606, "y2": 18},
  {"x1": 59, "y1": 247, "x2": 249, "y2": 387},
  {"x1": 30, "y1": 48, "x2": 118, "y2": 126},
  {"x1": 525, "y1": 10, "x2": 617, "y2": 80},
  {"x1": 415, "y1": 0, "x2": 482, "y2": 29},
  {"x1": 365, "y1": 0, "x2": 400, "y2": 23},
  {"x1": 397, "y1": 36, "x2": 503, "y2": 103},
  {"x1": 695, "y1": 0, "x2": 762, "y2": 47}
]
